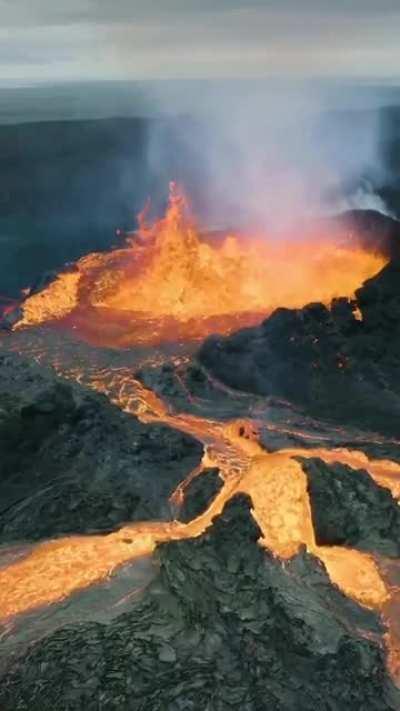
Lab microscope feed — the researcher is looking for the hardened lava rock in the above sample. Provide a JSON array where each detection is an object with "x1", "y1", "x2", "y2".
[
  {"x1": 199, "y1": 259, "x2": 400, "y2": 437},
  {"x1": 0, "y1": 353, "x2": 203, "y2": 543},
  {"x1": 177, "y1": 467, "x2": 223, "y2": 523},
  {"x1": 0, "y1": 495, "x2": 397, "y2": 711},
  {"x1": 301, "y1": 457, "x2": 400, "y2": 557}
]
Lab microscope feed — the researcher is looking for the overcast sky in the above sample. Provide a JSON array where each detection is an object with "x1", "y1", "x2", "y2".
[{"x1": 1, "y1": 0, "x2": 399, "y2": 84}]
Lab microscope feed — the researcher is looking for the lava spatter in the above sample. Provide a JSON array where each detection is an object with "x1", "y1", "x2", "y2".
[{"x1": 13, "y1": 184, "x2": 386, "y2": 347}]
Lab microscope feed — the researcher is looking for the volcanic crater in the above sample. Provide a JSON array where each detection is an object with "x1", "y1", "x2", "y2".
[{"x1": 1, "y1": 187, "x2": 400, "y2": 710}]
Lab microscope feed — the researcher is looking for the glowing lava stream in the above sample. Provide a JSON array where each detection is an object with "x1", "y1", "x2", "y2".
[
  {"x1": 1, "y1": 368, "x2": 400, "y2": 678},
  {"x1": 0, "y1": 185, "x2": 398, "y2": 676}
]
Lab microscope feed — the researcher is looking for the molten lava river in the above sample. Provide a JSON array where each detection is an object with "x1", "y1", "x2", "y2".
[{"x1": 1, "y1": 184, "x2": 400, "y2": 689}]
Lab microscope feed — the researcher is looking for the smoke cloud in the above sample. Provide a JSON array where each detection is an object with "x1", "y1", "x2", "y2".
[{"x1": 143, "y1": 80, "x2": 394, "y2": 233}]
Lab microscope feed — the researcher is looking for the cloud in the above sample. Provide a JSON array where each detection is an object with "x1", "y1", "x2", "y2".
[
  {"x1": 1, "y1": 0, "x2": 400, "y2": 27},
  {"x1": 0, "y1": 1, "x2": 399, "y2": 82}
]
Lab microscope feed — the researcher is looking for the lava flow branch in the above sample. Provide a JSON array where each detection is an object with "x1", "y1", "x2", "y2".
[
  {"x1": 11, "y1": 183, "x2": 386, "y2": 347},
  {"x1": 1, "y1": 393, "x2": 400, "y2": 680},
  {"x1": 1, "y1": 183, "x2": 399, "y2": 683}
]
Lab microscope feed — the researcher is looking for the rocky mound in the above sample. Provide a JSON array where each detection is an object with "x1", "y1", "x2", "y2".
[
  {"x1": 199, "y1": 259, "x2": 400, "y2": 436},
  {"x1": 0, "y1": 353, "x2": 202, "y2": 543},
  {"x1": 331, "y1": 209, "x2": 400, "y2": 261},
  {"x1": 300, "y1": 457, "x2": 400, "y2": 557},
  {"x1": 177, "y1": 468, "x2": 223, "y2": 523},
  {"x1": 0, "y1": 494, "x2": 396, "y2": 711}
]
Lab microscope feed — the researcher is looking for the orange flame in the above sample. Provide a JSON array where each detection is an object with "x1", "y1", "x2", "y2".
[{"x1": 15, "y1": 184, "x2": 386, "y2": 347}]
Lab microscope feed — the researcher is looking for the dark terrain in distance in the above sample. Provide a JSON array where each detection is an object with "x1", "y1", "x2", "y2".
[
  {"x1": 0, "y1": 80, "x2": 400, "y2": 298},
  {"x1": 0, "y1": 114, "x2": 207, "y2": 298}
]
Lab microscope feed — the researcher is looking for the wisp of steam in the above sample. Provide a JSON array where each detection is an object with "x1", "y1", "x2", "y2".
[{"x1": 144, "y1": 80, "x2": 392, "y2": 231}]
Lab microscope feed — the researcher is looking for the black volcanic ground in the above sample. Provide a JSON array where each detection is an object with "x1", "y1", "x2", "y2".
[
  {"x1": 1, "y1": 250, "x2": 400, "y2": 708},
  {"x1": 2, "y1": 107, "x2": 400, "y2": 710},
  {"x1": 0, "y1": 342, "x2": 398, "y2": 710},
  {"x1": 199, "y1": 257, "x2": 400, "y2": 437},
  {"x1": 0, "y1": 493, "x2": 394, "y2": 711}
]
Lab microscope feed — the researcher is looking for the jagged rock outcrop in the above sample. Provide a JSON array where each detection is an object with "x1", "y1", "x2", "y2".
[
  {"x1": 177, "y1": 468, "x2": 223, "y2": 523},
  {"x1": 0, "y1": 353, "x2": 203, "y2": 543},
  {"x1": 199, "y1": 259, "x2": 400, "y2": 436},
  {"x1": 0, "y1": 494, "x2": 396, "y2": 710},
  {"x1": 301, "y1": 457, "x2": 400, "y2": 557}
]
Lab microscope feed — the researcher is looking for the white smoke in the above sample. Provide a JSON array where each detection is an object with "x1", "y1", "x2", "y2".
[
  {"x1": 325, "y1": 180, "x2": 395, "y2": 218},
  {"x1": 144, "y1": 80, "x2": 393, "y2": 233}
]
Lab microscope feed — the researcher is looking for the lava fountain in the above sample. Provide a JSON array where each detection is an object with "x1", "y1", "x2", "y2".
[
  {"x1": 13, "y1": 183, "x2": 386, "y2": 347},
  {"x1": 1, "y1": 182, "x2": 399, "y2": 691}
]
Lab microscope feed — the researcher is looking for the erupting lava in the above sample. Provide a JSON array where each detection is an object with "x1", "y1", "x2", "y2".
[
  {"x1": 2, "y1": 183, "x2": 400, "y2": 690},
  {"x1": 14, "y1": 183, "x2": 385, "y2": 347}
]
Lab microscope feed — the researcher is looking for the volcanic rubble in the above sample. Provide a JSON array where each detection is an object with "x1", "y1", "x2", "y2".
[
  {"x1": 199, "y1": 259, "x2": 400, "y2": 438},
  {"x1": 300, "y1": 457, "x2": 400, "y2": 557},
  {"x1": 1, "y1": 493, "x2": 398, "y2": 711},
  {"x1": 177, "y1": 467, "x2": 224, "y2": 524},
  {"x1": 0, "y1": 352, "x2": 203, "y2": 543}
]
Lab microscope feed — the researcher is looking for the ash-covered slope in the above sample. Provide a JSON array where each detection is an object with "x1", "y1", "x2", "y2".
[
  {"x1": 0, "y1": 353, "x2": 202, "y2": 543},
  {"x1": 199, "y1": 259, "x2": 400, "y2": 436},
  {"x1": 1, "y1": 495, "x2": 396, "y2": 711}
]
